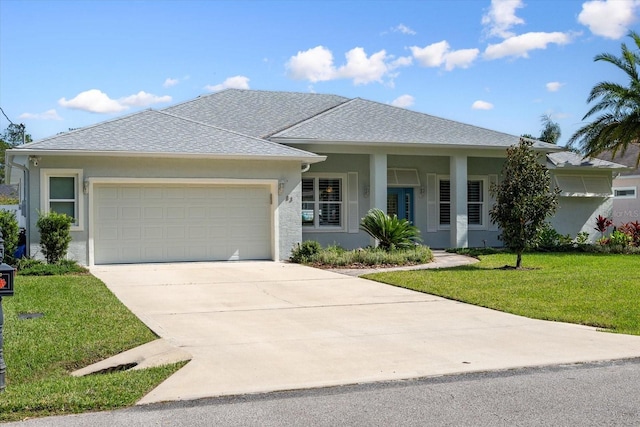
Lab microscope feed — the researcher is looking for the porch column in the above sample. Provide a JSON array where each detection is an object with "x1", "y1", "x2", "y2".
[
  {"x1": 369, "y1": 153, "x2": 387, "y2": 212},
  {"x1": 450, "y1": 154, "x2": 468, "y2": 248}
]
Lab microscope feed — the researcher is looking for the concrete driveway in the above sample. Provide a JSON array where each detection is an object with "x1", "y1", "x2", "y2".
[{"x1": 90, "y1": 260, "x2": 640, "y2": 404}]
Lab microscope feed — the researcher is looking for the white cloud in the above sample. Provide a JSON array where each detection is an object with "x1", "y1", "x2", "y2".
[
  {"x1": 472, "y1": 100, "x2": 494, "y2": 110},
  {"x1": 286, "y1": 46, "x2": 408, "y2": 85},
  {"x1": 286, "y1": 46, "x2": 336, "y2": 82},
  {"x1": 482, "y1": 0, "x2": 525, "y2": 38},
  {"x1": 163, "y1": 78, "x2": 179, "y2": 88},
  {"x1": 204, "y1": 75, "x2": 251, "y2": 92},
  {"x1": 411, "y1": 40, "x2": 450, "y2": 67},
  {"x1": 392, "y1": 23, "x2": 416, "y2": 35},
  {"x1": 546, "y1": 81, "x2": 564, "y2": 92},
  {"x1": 411, "y1": 41, "x2": 479, "y2": 70},
  {"x1": 389, "y1": 55, "x2": 413, "y2": 69},
  {"x1": 578, "y1": 0, "x2": 639, "y2": 39},
  {"x1": 484, "y1": 31, "x2": 573, "y2": 60},
  {"x1": 19, "y1": 109, "x2": 62, "y2": 120},
  {"x1": 59, "y1": 89, "x2": 172, "y2": 113},
  {"x1": 59, "y1": 89, "x2": 128, "y2": 113},
  {"x1": 391, "y1": 94, "x2": 415, "y2": 108},
  {"x1": 119, "y1": 91, "x2": 172, "y2": 107},
  {"x1": 336, "y1": 47, "x2": 389, "y2": 84},
  {"x1": 444, "y1": 48, "x2": 480, "y2": 70}
]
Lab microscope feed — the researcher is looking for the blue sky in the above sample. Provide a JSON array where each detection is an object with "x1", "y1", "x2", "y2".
[{"x1": 1, "y1": 0, "x2": 639, "y2": 146}]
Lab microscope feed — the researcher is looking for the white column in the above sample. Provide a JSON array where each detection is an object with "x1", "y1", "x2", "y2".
[
  {"x1": 450, "y1": 155, "x2": 468, "y2": 248},
  {"x1": 369, "y1": 153, "x2": 387, "y2": 212}
]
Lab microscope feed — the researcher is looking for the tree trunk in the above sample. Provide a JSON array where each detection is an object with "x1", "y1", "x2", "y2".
[{"x1": 516, "y1": 251, "x2": 522, "y2": 269}]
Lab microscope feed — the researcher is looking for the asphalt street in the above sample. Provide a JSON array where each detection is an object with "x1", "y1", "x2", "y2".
[{"x1": 7, "y1": 358, "x2": 640, "y2": 426}]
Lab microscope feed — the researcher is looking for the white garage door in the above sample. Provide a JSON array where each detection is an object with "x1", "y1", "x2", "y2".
[{"x1": 93, "y1": 183, "x2": 272, "y2": 264}]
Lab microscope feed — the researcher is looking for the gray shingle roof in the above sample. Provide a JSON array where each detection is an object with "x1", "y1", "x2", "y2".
[
  {"x1": 15, "y1": 89, "x2": 562, "y2": 158},
  {"x1": 595, "y1": 145, "x2": 640, "y2": 175},
  {"x1": 164, "y1": 89, "x2": 349, "y2": 138},
  {"x1": 547, "y1": 151, "x2": 629, "y2": 170},
  {"x1": 14, "y1": 109, "x2": 322, "y2": 160},
  {"x1": 271, "y1": 98, "x2": 559, "y2": 150}
]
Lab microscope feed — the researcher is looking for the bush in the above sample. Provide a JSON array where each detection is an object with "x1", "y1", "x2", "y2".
[
  {"x1": 360, "y1": 208, "x2": 422, "y2": 251},
  {"x1": 290, "y1": 240, "x2": 322, "y2": 263},
  {"x1": 0, "y1": 209, "x2": 19, "y2": 264},
  {"x1": 16, "y1": 257, "x2": 87, "y2": 276},
  {"x1": 291, "y1": 243, "x2": 433, "y2": 268},
  {"x1": 36, "y1": 211, "x2": 73, "y2": 264}
]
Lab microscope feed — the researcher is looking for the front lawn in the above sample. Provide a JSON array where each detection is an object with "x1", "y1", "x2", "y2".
[
  {"x1": 0, "y1": 274, "x2": 184, "y2": 422},
  {"x1": 363, "y1": 253, "x2": 640, "y2": 336}
]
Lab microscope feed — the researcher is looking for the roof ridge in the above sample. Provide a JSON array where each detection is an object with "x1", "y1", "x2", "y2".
[
  {"x1": 156, "y1": 110, "x2": 323, "y2": 158},
  {"x1": 267, "y1": 97, "x2": 356, "y2": 138}
]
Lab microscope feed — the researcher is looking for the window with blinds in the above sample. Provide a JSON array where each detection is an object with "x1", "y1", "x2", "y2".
[
  {"x1": 467, "y1": 180, "x2": 483, "y2": 225},
  {"x1": 302, "y1": 177, "x2": 343, "y2": 229},
  {"x1": 438, "y1": 178, "x2": 486, "y2": 227}
]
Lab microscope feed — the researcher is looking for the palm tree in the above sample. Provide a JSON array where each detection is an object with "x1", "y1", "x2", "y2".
[
  {"x1": 539, "y1": 114, "x2": 561, "y2": 144},
  {"x1": 568, "y1": 31, "x2": 640, "y2": 166}
]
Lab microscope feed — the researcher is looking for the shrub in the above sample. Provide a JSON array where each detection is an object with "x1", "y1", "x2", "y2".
[
  {"x1": 594, "y1": 215, "x2": 613, "y2": 237},
  {"x1": 0, "y1": 209, "x2": 19, "y2": 264},
  {"x1": 16, "y1": 257, "x2": 87, "y2": 275},
  {"x1": 290, "y1": 240, "x2": 322, "y2": 263},
  {"x1": 360, "y1": 208, "x2": 421, "y2": 251},
  {"x1": 535, "y1": 223, "x2": 572, "y2": 250},
  {"x1": 575, "y1": 232, "x2": 590, "y2": 245},
  {"x1": 618, "y1": 221, "x2": 640, "y2": 246},
  {"x1": 310, "y1": 245, "x2": 432, "y2": 267},
  {"x1": 36, "y1": 211, "x2": 73, "y2": 264}
]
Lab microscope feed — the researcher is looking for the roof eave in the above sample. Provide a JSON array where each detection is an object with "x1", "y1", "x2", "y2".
[
  {"x1": 271, "y1": 137, "x2": 561, "y2": 152},
  {"x1": 6, "y1": 148, "x2": 326, "y2": 164}
]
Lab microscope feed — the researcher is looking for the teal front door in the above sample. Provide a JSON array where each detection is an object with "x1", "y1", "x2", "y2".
[{"x1": 387, "y1": 188, "x2": 414, "y2": 222}]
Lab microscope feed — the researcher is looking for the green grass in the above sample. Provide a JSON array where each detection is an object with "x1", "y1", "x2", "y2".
[
  {"x1": 0, "y1": 274, "x2": 185, "y2": 422},
  {"x1": 363, "y1": 253, "x2": 640, "y2": 335}
]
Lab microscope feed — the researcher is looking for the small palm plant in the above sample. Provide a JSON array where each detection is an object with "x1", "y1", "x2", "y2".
[{"x1": 360, "y1": 208, "x2": 422, "y2": 251}]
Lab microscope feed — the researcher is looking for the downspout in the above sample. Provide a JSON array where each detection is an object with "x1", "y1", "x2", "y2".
[
  {"x1": 7, "y1": 154, "x2": 30, "y2": 258},
  {"x1": 301, "y1": 163, "x2": 311, "y2": 173}
]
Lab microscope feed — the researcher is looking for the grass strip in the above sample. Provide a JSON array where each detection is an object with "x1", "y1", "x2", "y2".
[
  {"x1": 0, "y1": 274, "x2": 183, "y2": 422},
  {"x1": 364, "y1": 253, "x2": 640, "y2": 335}
]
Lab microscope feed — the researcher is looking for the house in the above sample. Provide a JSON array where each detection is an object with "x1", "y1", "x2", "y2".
[
  {"x1": 596, "y1": 145, "x2": 640, "y2": 226},
  {"x1": 5, "y1": 89, "x2": 625, "y2": 265}
]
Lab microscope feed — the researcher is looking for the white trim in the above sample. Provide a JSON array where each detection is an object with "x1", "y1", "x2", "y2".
[
  {"x1": 87, "y1": 177, "x2": 278, "y2": 266},
  {"x1": 387, "y1": 168, "x2": 420, "y2": 187},
  {"x1": 613, "y1": 186, "x2": 637, "y2": 199},
  {"x1": 301, "y1": 173, "x2": 347, "y2": 232},
  {"x1": 40, "y1": 168, "x2": 84, "y2": 231}
]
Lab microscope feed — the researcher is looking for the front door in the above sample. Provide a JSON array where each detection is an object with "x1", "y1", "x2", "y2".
[{"x1": 387, "y1": 188, "x2": 414, "y2": 222}]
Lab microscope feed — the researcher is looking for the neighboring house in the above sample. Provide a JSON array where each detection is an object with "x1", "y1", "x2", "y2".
[
  {"x1": 596, "y1": 145, "x2": 640, "y2": 226},
  {"x1": 5, "y1": 89, "x2": 625, "y2": 265}
]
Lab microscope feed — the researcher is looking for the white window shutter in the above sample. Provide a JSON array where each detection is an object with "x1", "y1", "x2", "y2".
[
  {"x1": 348, "y1": 172, "x2": 359, "y2": 233},
  {"x1": 488, "y1": 174, "x2": 499, "y2": 231},
  {"x1": 426, "y1": 173, "x2": 437, "y2": 232}
]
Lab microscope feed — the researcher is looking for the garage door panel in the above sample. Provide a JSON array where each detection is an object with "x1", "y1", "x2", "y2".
[{"x1": 94, "y1": 184, "x2": 272, "y2": 264}]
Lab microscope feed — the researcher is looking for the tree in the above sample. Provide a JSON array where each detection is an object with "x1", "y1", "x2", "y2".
[
  {"x1": 0, "y1": 124, "x2": 32, "y2": 183},
  {"x1": 539, "y1": 114, "x2": 561, "y2": 144},
  {"x1": 490, "y1": 139, "x2": 560, "y2": 268},
  {"x1": 568, "y1": 31, "x2": 640, "y2": 166}
]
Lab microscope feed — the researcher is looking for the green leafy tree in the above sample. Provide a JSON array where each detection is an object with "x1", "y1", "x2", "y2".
[
  {"x1": 490, "y1": 139, "x2": 560, "y2": 268},
  {"x1": 539, "y1": 114, "x2": 561, "y2": 144},
  {"x1": 360, "y1": 208, "x2": 422, "y2": 251},
  {"x1": 0, "y1": 123, "x2": 32, "y2": 183},
  {"x1": 568, "y1": 31, "x2": 640, "y2": 165}
]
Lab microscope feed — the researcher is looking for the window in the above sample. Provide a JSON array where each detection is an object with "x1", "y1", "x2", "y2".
[
  {"x1": 467, "y1": 180, "x2": 484, "y2": 225},
  {"x1": 613, "y1": 187, "x2": 637, "y2": 199},
  {"x1": 41, "y1": 169, "x2": 83, "y2": 230},
  {"x1": 438, "y1": 177, "x2": 486, "y2": 228},
  {"x1": 302, "y1": 175, "x2": 344, "y2": 230}
]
